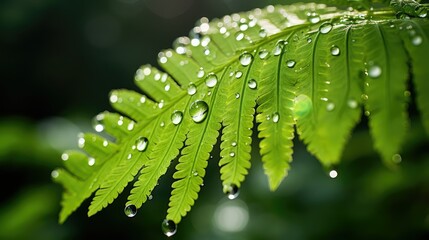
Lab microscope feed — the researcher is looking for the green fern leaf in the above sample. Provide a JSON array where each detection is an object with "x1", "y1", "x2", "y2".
[{"x1": 54, "y1": 2, "x2": 429, "y2": 229}]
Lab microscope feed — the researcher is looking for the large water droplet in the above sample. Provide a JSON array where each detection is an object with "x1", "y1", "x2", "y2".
[
  {"x1": 272, "y1": 112, "x2": 280, "y2": 123},
  {"x1": 308, "y1": 13, "x2": 321, "y2": 23},
  {"x1": 189, "y1": 100, "x2": 209, "y2": 123},
  {"x1": 162, "y1": 219, "x2": 177, "y2": 237},
  {"x1": 239, "y1": 52, "x2": 253, "y2": 66},
  {"x1": 319, "y1": 22, "x2": 333, "y2": 34},
  {"x1": 248, "y1": 79, "x2": 257, "y2": 89},
  {"x1": 330, "y1": 45, "x2": 340, "y2": 56},
  {"x1": 368, "y1": 64, "x2": 382, "y2": 78},
  {"x1": 124, "y1": 205, "x2": 137, "y2": 218},
  {"x1": 171, "y1": 111, "x2": 183, "y2": 125},
  {"x1": 187, "y1": 84, "x2": 197, "y2": 95},
  {"x1": 205, "y1": 73, "x2": 218, "y2": 88},
  {"x1": 224, "y1": 184, "x2": 239, "y2": 200},
  {"x1": 136, "y1": 137, "x2": 149, "y2": 152},
  {"x1": 286, "y1": 60, "x2": 296, "y2": 68},
  {"x1": 293, "y1": 94, "x2": 312, "y2": 119},
  {"x1": 412, "y1": 35, "x2": 423, "y2": 46}
]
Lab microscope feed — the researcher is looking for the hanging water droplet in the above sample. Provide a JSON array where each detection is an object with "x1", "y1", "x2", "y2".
[
  {"x1": 88, "y1": 157, "x2": 95, "y2": 166},
  {"x1": 136, "y1": 137, "x2": 149, "y2": 152},
  {"x1": 239, "y1": 52, "x2": 253, "y2": 66},
  {"x1": 259, "y1": 28, "x2": 267, "y2": 38},
  {"x1": 286, "y1": 60, "x2": 296, "y2": 68},
  {"x1": 197, "y1": 68, "x2": 205, "y2": 78},
  {"x1": 248, "y1": 79, "x2": 257, "y2": 89},
  {"x1": 162, "y1": 219, "x2": 177, "y2": 237},
  {"x1": 272, "y1": 112, "x2": 280, "y2": 123},
  {"x1": 187, "y1": 84, "x2": 197, "y2": 95},
  {"x1": 223, "y1": 184, "x2": 239, "y2": 200},
  {"x1": 326, "y1": 102, "x2": 335, "y2": 111},
  {"x1": 235, "y1": 71, "x2": 243, "y2": 79},
  {"x1": 307, "y1": 38, "x2": 312, "y2": 43},
  {"x1": 412, "y1": 35, "x2": 423, "y2": 46},
  {"x1": 293, "y1": 94, "x2": 313, "y2": 119},
  {"x1": 392, "y1": 153, "x2": 402, "y2": 164},
  {"x1": 258, "y1": 50, "x2": 269, "y2": 59},
  {"x1": 368, "y1": 64, "x2": 382, "y2": 78},
  {"x1": 148, "y1": 194, "x2": 153, "y2": 200},
  {"x1": 330, "y1": 45, "x2": 340, "y2": 56},
  {"x1": 205, "y1": 73, "x2": 218, "y2": 88},
  {"x1": 347, "y1": 99, "x2": 358, "y2": 109},
  {"x1": 329, "y1": 170, "x2": 338, "y2": 179},
  {"x1": 117, "y1": 116, "x2": 124, "y2": 126},
  {"x1": 171, "y1": 111, "x2": 183, "y2": 125},
  {"x1": 319, "y1": 22, "x2": 333, "y2": 34},
  {"x1": 124, "y1": 204, "x2": 137, "y2": 217},
  {"x1": 189, "y1": 100, "x2": 209, "y2": 123}
]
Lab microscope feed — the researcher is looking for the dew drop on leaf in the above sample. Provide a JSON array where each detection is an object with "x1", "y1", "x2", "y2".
[
  {"x1": 223, "y1": 184, "x2": 239, "y2": 200},
  {"x1": 412, "y1": 35, "x2": 423, "y2": 46},
  {"x1": 235, "y1": 32, "x2": 244, "y2": 41},
  {"x1": 61, "y1": 153, "x2": 69, "y2": 161},
  {"x1": 248, "y1": 79, "x2": 257, "y2": 89},
  {"x1": 88, "y1": 157, "x2": 95, "y2": 166},
  {"x1": 136, "y1": 137, "x2": 149, "y2": 152},
  {"x1": 286, "y1": 60, "x2": 296, "y2": 68},
  {"x1": 231, "y1": 141, "x2": 237, "y2": 147},
  {"x1": 187, "y1": 83, "x2": 197, "y2": 95},
  {"x1": 235, "y1": 71, "x2": 243, "y2": 79},
  {"x1": 392, "y1": 154, "x2": 402, "y2": 164},
  {"x1": 51, "y1": 170, "x2": 59, "y2": 178},
  {"x1": 171, "y1": 111, "x2": 183, "y2": 125},
  {"x1": 197, "y1": 68, "x2": 205, "y2": 78},
  {"x1": 124, "y1": 205, "x2": 137, "y2": 218},
  {"x1": 319, "y1": 22, "x2": 333, "y2": 34},
  {"x1": 329, "y1": 170, "x2": 338, "y2": 179},
  {"x1": 93, "y1": 114, "x2": 105, "y2": 132},
  {"x1": 239, "y1": 52, "x2": 253, "y2": 66},
  {"x1": 326, "y1": 102, "x2": 335, "y2": 111},
  {"x1": 308, "y1": 13, "x2": 321, "y2": 23},
  {"x1": 368, "y1": 65, "x2": 382, "y2": 78},
  {"x1": 258, "y1": 50, "x2": 269, "y2": 59},
  {"x1": 272, "y1": 112, "x2": 280, "y2": 123},
  {"x1": 330, "y1": 45, "x2": 340, "y2": 56},
  {"x1": 162, "y1": 219, "x2": 177, "y2": 237},
  {"x1": 415, "y1": 6, "x2": 428, "y2": 18},
  {"x1": 229, "y1": 152, "x2": 235, "y2": 157},
  {"x1": 189, "y1": 100, "x2": 209, "y2": 123},
  {"x1": 293, "y1": 94, "x2": 312, "y2": 118},
  {"x1": 205, "y1": 73, "x2": 218, "y2": 88},
  {"x1": 259, "y1": 28, "x2": 267, "y2": 38},
  {"x1": 273, "y1": 41, "x2": 284, "y2": 56},
  {"x1": 347, "y1": 99, "x2": 358, "y2": 109}
]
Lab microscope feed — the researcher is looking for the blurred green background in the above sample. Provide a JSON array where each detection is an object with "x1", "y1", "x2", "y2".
[{"x1": 1, "y1": 0, "x2": 429, "y2": 239}]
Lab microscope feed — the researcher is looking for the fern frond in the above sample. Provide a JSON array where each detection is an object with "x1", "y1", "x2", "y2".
[{"x1": 54, "y1": 2, "x2": 429, "y2": 229}]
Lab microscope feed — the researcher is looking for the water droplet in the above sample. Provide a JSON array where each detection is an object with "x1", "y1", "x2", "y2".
[
  {"x1": 171, "y1": 111, "x2": 183, "y2": 125},
  {"x1": 364, "y1": 110, "x2": 371, "y2": 116},
  {"x1": 197, "y1": 68, "x2": 205, "y2": 78},
  {"x1": 193, "y1": 171, "x2": 198, "y2": 176},
  {"x1": 330, "y1": 45, "x2": 340, "y2": 56},
  {"x1": 308, "y1": 13, "x2": 321, "y2": 23},
  {"x1": 361, "y1": 94, "x2": 369, "y2": 101},
  {"x1": 124, "y1": 205, "x2": 137, "y2": 217},
  {"x1": 229, "y1": 152, "x2": 235, "y2": 157},
  {"x1": 164, "y1": 84, "x2": 170, "y2": 92},
  {"x1": 272, "y1": 112, "x2": 280, "y2": 123},
  {"x1": 404, "y1": 90, "x2": 411, "y2": 97},
  {"x1": 223, "y1": 184, "x2": 239, "y2": 200},
  {"x1": 61, "y1": 153, "x2": 69, "y2": 161},
  {"x1": 93, "y1": 114, "x2": 105, "y2": 132},
  {"x1": 51, "y1": 170, "x2": 59, "y2": 178},
  {"x1": 103, "y1": 140, "x2": 109, "y2": 147},
  {"x1": 235, "y1": 93, "x2": 240, "y2": 99},
  {"x1": 187, "y1": 84, "x2": 197, "y2": 95},
  {"x1": 78, "y1": 135, "x2": 85, "y2": 148},
  {"x1": 127, "y1": 122, "x2": 135, "y2": 131},
  {"x1": 235, "y1": 32, "x2": 244, "y2": 41},
  {"x1": 412, "y1": 35, "x2": 423, "y2": 46},
  {"x1": 136, "y1": 137, "x2": 149, "y2": 152},
  {"x1": 248, "y1": 79, "x2": 257, "y2": 89},
  {"x1": 231, "y1": 141, "x2": 237, "y2": 147},
  {"x1": 319, "y1": 22, "x2": 333, "y2": 34},
  {"x1": 273, "y1": 41, "x2": 284, "y2": 56},
  {"x1": 259, "y1": 29, "x2": 267, "y2": 38},
  {"x1": 88, "y1": 157, "x2": 95, "y2": 166},
  {"x1": 368, "y1": 64, "x2": 382, "y2": 78},
  {"x1": 127, "y1": 153, "x2": 132, "y2": 160},
  {"x1": 258, "y1": 50, "x2": 269, "y2": 59},
  {"x1": 205, "y1": 73, "x2": 218, "y2": 88},
  {"x1": 148, "y1": 194, "x2": 153, "y2": 200},
  {"x1": 235, "y1": 71, "x2": 243, "y2": 79},
  {"x1": 286, "y1": 60, "x2": 296, "y2": 68},
  {"x1": 189, "y1": 100, "x2": 209, "y2": 123},
  {"x1": 239, "y1": 52, "x2": 253, "y2": 66},
  {"x1": 293, "y1": 94, "x2": 312, "y2": 119},
  {"x1": 329, "y1": 170, "x2": 338, "y2": 179},
  {"x1": 307, "y1": 38, "x2": 312, "y2": 43},
  {"x1": 392, "y1": 153, "x2": 402, "y2": 163},
  {"x1": 326, "y1": 102, "x2": 335, "y2": 111},
  {"x1": 117, "y1": 116, "x2": 124, "y2": 126},
  {"x1": 347, "y1": 99, "x2": 358, "y2": 109},
  {"x1": 162, "y1": 219, "x2": 177, "y2": 237}
]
